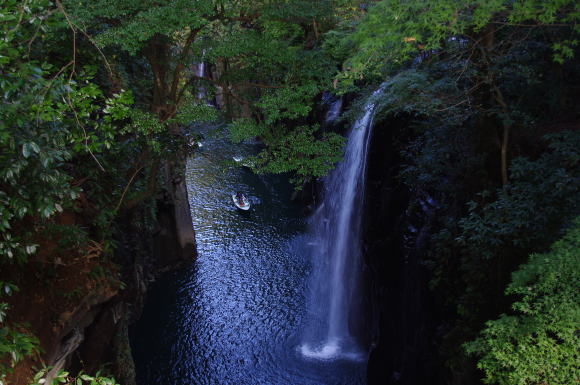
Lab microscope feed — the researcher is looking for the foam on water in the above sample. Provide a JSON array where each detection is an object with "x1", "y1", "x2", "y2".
[{"x1": 299, "y1": 339, "x2": 366, "y2": 362}]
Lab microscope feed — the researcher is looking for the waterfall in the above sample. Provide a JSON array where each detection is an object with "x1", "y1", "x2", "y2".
[
  {"x1": 196, "y1": 50, "x2": 206, "y2": 100},
  {"x1": 323, "y1": 93, "x2": 343, "y2": 125},
  {"x1": 300, "y1": 85, "x2": 385, "y2": 361}
]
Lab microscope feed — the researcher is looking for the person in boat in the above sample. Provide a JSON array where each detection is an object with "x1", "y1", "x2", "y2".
[{"x1": 235, "y1": 191, "x2": 244, "y2": 205}]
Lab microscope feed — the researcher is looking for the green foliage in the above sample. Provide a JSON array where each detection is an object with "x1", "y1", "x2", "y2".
[
  {"x1": 31, "y1": 368, "x2": 120, "y2": 385},
  {"x1": 433, "y1": 130, "x2": 579, "y2": 370},
  {"x1": 69, "y1": 0, "x2": 214, "y2": 55},
  {"x1": 0, "y1": 281, "x2": 39, "y2": 378},
  {"x1": 64, "y1": 0, "x2": 345, "y2": 185},
  {"x1": 257, "y1": 125, "x2": 344, "y2": 186},
  {"x1": 0, "y1": 68, "x2": 132, "y2": 262},
  {"x1": 0, "y1": 326, "x2": 39, "y2": 373},
  {"x1": 346, "y1": 1, "x2": 580, "y2": 378},
  {"x1": 168, "y1": 98, "x2": 218, "y2": 127},
  {"x1": 407, "y1": 124, "x2": 579, "y2": 306},
  {"x1": 0, "y1": 2, "x2": 138, "y2": 382},
  {"x1": 465, "y1": 220, "x2": 580, "y2": 385},
  {"x1": 0, "y1": 2, "x2": 60, "y2": 377},
  {"x1": 458, "y1": 131, "x2": 580, "y2": 258},
  {"x1": 0, "y1": 24, "x2": 133, "y2": 261},
  {"x1": 230, "y1": 119, "x2": 344, "y2": 186},
  {"x1": 0, "y1": 0, "x2": 353, "y2": 379},
  {"x1": 339, "y1": 0, "x2": 580, "y2": 83},
  {"x1": 210, "y1": 2, "x2": 343, "y2": 184},
  {"x1": 0, "y1": 1, "x2": 577, "y2": 385}
]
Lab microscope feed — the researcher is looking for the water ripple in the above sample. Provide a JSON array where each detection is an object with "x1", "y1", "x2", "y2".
[{"x1": 132, "y1": 126, "x2": 366, "y2": 385}]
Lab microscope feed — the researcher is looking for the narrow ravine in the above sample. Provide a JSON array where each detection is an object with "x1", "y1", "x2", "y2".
[{"x1": 131, "y1": 126, "x2": 366, "y2": 385}]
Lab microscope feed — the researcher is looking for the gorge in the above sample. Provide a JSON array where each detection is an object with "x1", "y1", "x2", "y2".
[
  {"x1": 130, "y1": 86, "x2": 384, "y2": 383},
  {"x1": 2, "y1": 2, "x2": 579, "y2": 385}
]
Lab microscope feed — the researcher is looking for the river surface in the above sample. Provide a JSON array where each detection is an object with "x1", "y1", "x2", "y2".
[{"x1": 131, "y1": 127, "x2": 366, "y2": 385}]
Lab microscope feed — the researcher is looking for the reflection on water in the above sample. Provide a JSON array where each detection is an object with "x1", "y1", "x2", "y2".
[{"x1": 131, "y1": 126, "x2": 366, "y2": 385}]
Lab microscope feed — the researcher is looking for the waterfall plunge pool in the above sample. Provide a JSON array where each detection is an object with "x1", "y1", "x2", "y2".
[{"x1": 131, "y1": 126, "x2": 368, "y2": 385}]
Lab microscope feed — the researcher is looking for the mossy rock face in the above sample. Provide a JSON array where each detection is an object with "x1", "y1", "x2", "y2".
[{"x1": 114, "y1": 315, "x2": 138, "y2": 385}]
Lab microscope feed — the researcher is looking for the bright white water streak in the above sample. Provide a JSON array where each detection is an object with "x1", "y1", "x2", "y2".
[
  {"x1": 196, "y1": 50, "x2": 206, "y2": 99},
  {"x1": 300, "y1": 84, "x2": 386, "y2": 361}
]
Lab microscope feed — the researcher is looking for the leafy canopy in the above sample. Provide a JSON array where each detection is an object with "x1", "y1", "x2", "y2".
[
  {"x1": 337, "y1": 0, "x2": 580, "y2": 85},
  {"x1": 64, "y1": 0, "x2": 346, "y2": 185},
  {"x1": 465, "y1": 219, "x2": 580, "y2": 385}
]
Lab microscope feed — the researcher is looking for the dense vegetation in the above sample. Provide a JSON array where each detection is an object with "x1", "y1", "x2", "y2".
[
  {"x1": 1, "y1": 0, "x2": 578, "y2": 384},
  {"x1": 340, "y1": 2, "x2": 579, "y2": 383}
]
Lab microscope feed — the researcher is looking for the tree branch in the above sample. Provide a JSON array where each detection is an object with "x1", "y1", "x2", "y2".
[
  {"x1": 122, "y1": 159, "x2": 161, "y2": 211},
  {"x1": 169, "y1": 27, "x2": 202, "y2": 103}
]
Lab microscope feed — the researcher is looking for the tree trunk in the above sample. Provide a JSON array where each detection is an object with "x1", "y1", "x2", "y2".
[
  {"x1": 146, "y1": 35, "x2": 196, "y2": 260},
  {"x1": 479, "y1": 27, "x2": 510, "y2": 186},
  {"x1": 493, "y1": 85, "x2": 510, "y2": 186},
  {"x1": 500, "y1": 123, "x2": 509, "y2": 186}
]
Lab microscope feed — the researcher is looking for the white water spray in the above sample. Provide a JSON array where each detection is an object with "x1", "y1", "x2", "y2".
[{"x1": 300, "y1": 85, "x2": 385, "y2": 361}]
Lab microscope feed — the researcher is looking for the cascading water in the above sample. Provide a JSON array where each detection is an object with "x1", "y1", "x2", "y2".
[
  {"x1": 323, "y1": 93, "x2": 343, "y2": 125},
  {"x1": 196, "y1": 50, "x2": 206, "y2": 100},
  {"x1": 300, "y1": 85, "x2": 385, "y2": 361}
]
